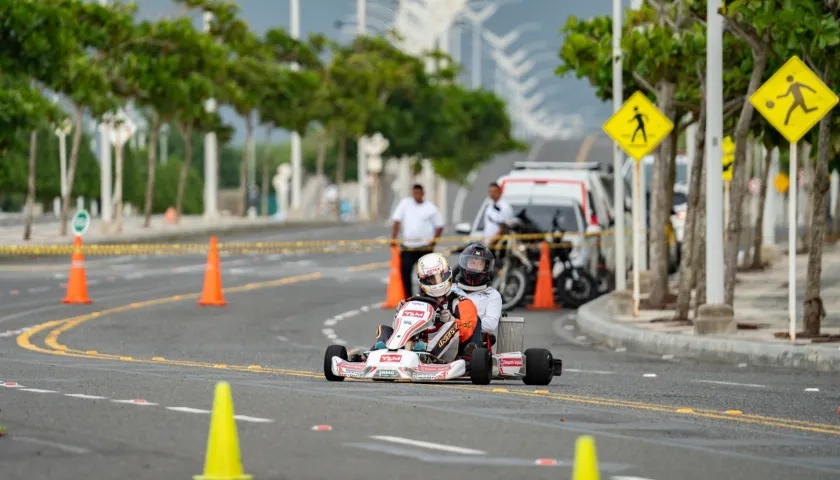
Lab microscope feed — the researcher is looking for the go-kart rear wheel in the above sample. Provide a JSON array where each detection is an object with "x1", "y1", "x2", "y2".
[
  {"x1": 522, "y1": 348, "x2": 554, "y2": 386},
  {"x1": 469, "y1": 348, "x2": 492, "y2": 385},
  {"x1": 324, "y1": 344, "x2": 348, "y2": 382}
]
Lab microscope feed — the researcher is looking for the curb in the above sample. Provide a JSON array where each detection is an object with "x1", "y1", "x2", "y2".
[
  {"x1": 0, "y1": 220, "x2": 367, "y2": 260},
  {"x1": 576, "y1": 294, "x2": 840, "y2": 372}
]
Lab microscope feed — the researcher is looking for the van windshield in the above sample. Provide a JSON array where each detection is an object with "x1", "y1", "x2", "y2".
[{"x1": 510, "y1": 204, "x2": 582, "y2": 233}]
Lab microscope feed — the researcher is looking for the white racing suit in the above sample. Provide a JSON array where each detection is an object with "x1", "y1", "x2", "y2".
[{"x1": 454, "y1": 283, "x2": 503, "y2": 335}]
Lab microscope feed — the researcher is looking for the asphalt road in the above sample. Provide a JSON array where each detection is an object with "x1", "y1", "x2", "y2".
[{"x1": 1, "y1": 146, "x2": 839, "y2": 479}]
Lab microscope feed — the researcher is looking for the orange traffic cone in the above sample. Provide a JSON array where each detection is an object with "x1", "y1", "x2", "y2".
[
  {"x1": 526, "y1": 241, "x2": 559, "y2": 310},
  {"x1": 62, "y1": 236, "x2": 92, "y2": 304},
  {"x1": 198, "y1": 236, "x2": 227, "y2": 306},
  {"x1": 381, "y1": 245, "x2": 406, "y2": 308}
]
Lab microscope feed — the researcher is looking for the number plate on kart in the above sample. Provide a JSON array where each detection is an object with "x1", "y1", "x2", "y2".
[{"x1": 377, "y1": 369, "x2": 397, "y2": 377}]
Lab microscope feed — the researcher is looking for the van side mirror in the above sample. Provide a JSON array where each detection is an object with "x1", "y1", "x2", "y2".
[{"x1": 455, "y1": 222, "x2": 472, "y2": 235}]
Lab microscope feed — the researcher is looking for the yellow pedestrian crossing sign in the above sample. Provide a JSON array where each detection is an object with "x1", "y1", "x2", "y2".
[
  {"x1": 750, "y1": 55, "x2": 839, "y2": 144},
  {"x1": 602, "y1": 91, "x2": 675, "y2": 162},
  {"x1": 722, "y1": 136, "x2": 734, "y2": 182}
]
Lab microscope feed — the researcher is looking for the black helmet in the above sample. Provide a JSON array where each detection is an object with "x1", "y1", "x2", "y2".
[{"x1": 457, "y1": 243, "x2": 495, "y2": 287}]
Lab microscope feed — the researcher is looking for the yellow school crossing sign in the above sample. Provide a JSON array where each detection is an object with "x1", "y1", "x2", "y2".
[
  {"x1": 750, "y1": 56, "x2": 839, "y2": 143},
  {"x1": 721, "y1": 136, "x2": 734, "y2": 182},
  {"x1": 603, "y1": 91, "x2": 674, "y2": 162}
]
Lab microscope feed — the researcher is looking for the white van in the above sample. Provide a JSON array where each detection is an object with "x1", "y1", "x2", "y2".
[{"x1": 455, "y1": 162, "x2": 630, "y2": 273}]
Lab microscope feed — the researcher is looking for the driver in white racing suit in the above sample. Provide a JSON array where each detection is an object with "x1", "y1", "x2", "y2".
[{"x1": 453, "y1": 243, "x2": 503, "y2": 339}]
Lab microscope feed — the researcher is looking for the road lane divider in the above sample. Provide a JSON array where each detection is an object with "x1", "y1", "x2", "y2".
[{"x1": 15, "y1": 265, "x2": 840, "y2": 438}]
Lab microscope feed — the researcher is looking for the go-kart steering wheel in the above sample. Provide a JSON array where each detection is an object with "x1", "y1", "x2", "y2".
[{"x1": 406, "y1": 295, "x2": 443, "y2": 308}]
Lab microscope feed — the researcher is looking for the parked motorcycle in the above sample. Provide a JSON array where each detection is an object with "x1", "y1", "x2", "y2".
[{"x1": 491, "y1": 209, "x2": 597, "y2": 311}]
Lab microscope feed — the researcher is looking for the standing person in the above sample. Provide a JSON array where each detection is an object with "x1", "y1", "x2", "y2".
[
  {"x1": 390, "y1": 184, "x2": 444, "y2": 297},
  {"x1": 483, "y1": 182, "x2": 514, "y2": 247}
]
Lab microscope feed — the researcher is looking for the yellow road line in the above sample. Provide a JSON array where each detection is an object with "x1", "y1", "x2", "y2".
[
  {"x1": 575, "y1": 134, "x2": 598, "y2": 163},
  {"x1": 15, "y1": 267, "x2": 840, "y2": 437}
]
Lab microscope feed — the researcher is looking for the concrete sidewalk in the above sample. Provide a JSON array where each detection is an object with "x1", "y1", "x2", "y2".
[
  {"x1": 0, "y1": 214, "x2": 353, "y2": 246},
  {"x1": 577, "y1": 248, "x2": 840, "y2": 372}
]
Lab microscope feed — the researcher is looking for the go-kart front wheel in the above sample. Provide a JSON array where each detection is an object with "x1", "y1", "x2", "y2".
[
  {"x1": 324, "y1": 344, "x2": 348, "y2": 382},
  {"x1": 522, "y1": 348, "x2": 554, "y2": 385},
  {"x1": 469, "y1": 348, "x2": 492, "y2": 385}
]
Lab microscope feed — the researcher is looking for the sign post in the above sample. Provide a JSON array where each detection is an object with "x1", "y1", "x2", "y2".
[
  {"x1": 749, "y1": 55, "x2": 839, "y2": 342},
  {"x1": 105, "y1": 110, "x2": 137, "y2": 233},
  {"x1": 722, "y1": 135, "x2": 735, "y2": 237},
  {"x1": 71, "y1": 209, "x2": 91, "y2": 237},
  {"x1": 602, "y1": 91, "x2": 675, "y2": 317}
]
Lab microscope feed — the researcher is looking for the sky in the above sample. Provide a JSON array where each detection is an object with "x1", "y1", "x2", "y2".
[{"x1": 126, "y1": 0, "x2": 631, "y2": 145}]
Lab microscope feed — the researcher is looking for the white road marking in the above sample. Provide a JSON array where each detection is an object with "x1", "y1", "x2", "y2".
[
  {"x1": 64, "y1": 393, "x2": 107, "y2": 399},
  {"x1": 233, "y1": 415, "x2": 274, "y2": 423},
  {"x1": 805, "y1": 388, "x2": 820, "y2": 392},
  {"x1": 167, "y1": 406, "x2": 211, "y2": 414},
  {"x1": 19, "y1": 388, "x2": 56, "y2": 393},
  {"x1": 370, "y1": 435, "x2": 486, "y2": 455},
  {"x1": 564, "y1": 369, "x2": 615, "y2": 375},
  {"x1": 12, "y1": 437, "x2": 91, "y2": 454},
  {"x1": 111, "y1": 399, "x2": 159, "y2": 406},
  {"x1": 693, "y1": 380, "x2": 766, "y2": 388},
  {"x1": 642, "y1": 373, "x2": 657, "y2": 378},
  {"x1": 27, "y1": 286, "x2": 49, "y2": 293},
  {"x1": 276, "y1": 335, "x2": 289, "y2": 342}
]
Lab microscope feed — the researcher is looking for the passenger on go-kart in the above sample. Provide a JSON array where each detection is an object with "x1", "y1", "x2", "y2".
[
  {"x1": 372, "y1": 253, "x2": 482, "y2": 358},
  {"x1": 452, "y1": 243, "x2": 503, "y2": 348}
]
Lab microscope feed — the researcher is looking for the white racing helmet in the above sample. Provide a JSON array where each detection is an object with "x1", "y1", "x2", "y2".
[{"x1": 415, "y1": 253, "x2": 453, "y2": 298}]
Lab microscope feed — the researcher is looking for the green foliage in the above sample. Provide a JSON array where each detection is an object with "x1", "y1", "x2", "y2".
[{"x1": 0, "y1": 0, "x2": 516, "y2": 215}]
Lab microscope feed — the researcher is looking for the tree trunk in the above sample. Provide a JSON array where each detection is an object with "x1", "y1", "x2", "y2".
[
  {"x1": 143, "y1": 113, "x2": 161, "y2": 228},
  {"x1": 261, "y1": 126, "x2": 272, "y2": 218},
  {"x1": 315, "y1": 133, "x2": 329, "y2": 216},
  {"x1": 802, "y1": 110, "x2": 832, "y2": 336},
  {"x1": 238, "y1": 115, "x2": 253, "y2": 217},
  {"x1": 59, "y1": 105, "x2": 85, "y2": 236},
  {"x1": 174, "y1": 123, "x2": 194, "y2": 221},
  {"x1": 336, "y1": 134, "x2": 346, "y2": 220},
  {"x1": 736, "y1": 141, "x2": 754, "y2": 267},
  {"x1": 674, "y1": 103, "x2": 706, "y2": 321},
  {"x1": 801, "y1": 142, "x2": 814, "y2": 252},
  {"x1": 22, "y1": 130, "x2": 38, "y2": 241},
  {"x1": 113, "y1": 142, "x2": 124, "y2": 233},
  {"x1": 750, "y1": 144, "x2": 774, "y2": 268},
  {"x1": 724, "y1": 46, "x2": 768, "y2": 306},
  {"x1": 647, "y1": 81, "x2": 676, "y2": 308}
]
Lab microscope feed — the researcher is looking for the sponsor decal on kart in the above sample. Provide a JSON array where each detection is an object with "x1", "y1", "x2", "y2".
[
  {"x1": 378, "y1": 369, "x2": 397, "y2": 377},
  {"x1": 339, "y1": 367, "x2": 365, "y2": 377},
  {"x1": 415, "y1": 364, "x2": 452, "y2": 372},
  {"x1": 436, "y1": 325, "x2": 457, "y2": 348},
  {"x1": 412, "y1": 372, "x2": 442, "y2": 381},
  {"x1": 380, "y1": 354, "x2": 402, "y2": 363},
  {"x1": 338, "y1": 361, "x2": 366, "y2": 370},
  {"x1": 499, "y1": 357, "x2": 523, "y2": 368},
  {"x1": 401, "y1": 309, "x2": 426, "y2": 318}
]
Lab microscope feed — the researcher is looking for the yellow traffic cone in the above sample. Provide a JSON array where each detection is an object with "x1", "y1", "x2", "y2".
[
  {"x1": 571, "y1": 435, "x2": 600, "y2": 480},
  {"x1": 194, "y1": 382, "x2": 252, "y2": 480}
]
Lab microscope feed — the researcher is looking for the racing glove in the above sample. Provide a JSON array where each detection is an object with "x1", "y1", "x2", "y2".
[{"x1": 439, "y1": 309, "x2": 452, "y2": 323}]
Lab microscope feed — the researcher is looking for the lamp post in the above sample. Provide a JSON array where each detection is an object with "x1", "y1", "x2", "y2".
[
  {"x1": 202, "y1": 11, "x2": 219, "y2": 221},
  {"x1": 356, "y1": 0, "x2": 370, "y2": 220}
]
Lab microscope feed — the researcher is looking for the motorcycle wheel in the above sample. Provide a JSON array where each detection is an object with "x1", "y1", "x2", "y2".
[
  {"x1": 492, "y1": 269, "x2": 528, "y2": 312},
  {"x1": 555, "y1": 269, "x2": 596, "y2": 309}
]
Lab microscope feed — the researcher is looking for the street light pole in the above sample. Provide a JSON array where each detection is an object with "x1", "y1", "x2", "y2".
[
  {"x1": 289, "y1": 0, "x2": 303, "y2": 218},
  {"x1": 357, "y1": 0, "x2": 370, "y2": 220},
  {"x1": 97, "y1": 0, "x2": 113, "y2": 227},
  {"x1": 612, "y1": 0, "x2": 627, "y2": 291},
  {"x1": 203, "y1": 11, "x2": 219, "y2": 221},
  {"x1": 705, "y1": 0, "x2": 725, "y2": 306}
]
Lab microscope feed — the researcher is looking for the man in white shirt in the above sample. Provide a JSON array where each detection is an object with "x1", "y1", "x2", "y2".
[
  {"x1": 390, "y1": 184, "x2": 445, "y2": 298},
  {"x1": 482, "y1": 182, "x2": 514, "y2": 247}
]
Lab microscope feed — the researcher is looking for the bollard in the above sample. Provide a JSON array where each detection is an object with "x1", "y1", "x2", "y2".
[{"x1": 496, "y1": 316, "x2": 525, "y2": 353}]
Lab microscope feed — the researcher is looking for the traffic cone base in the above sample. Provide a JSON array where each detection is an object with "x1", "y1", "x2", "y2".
[
  {"x1": 381, "y1": 245, "x2": 405, "y2": 308},
  {"x1": 194, "y1": 382, "x2": 252, "y2": 480},
  {"x1": 572, "y1": 435, "x2": 600, "y2": 480},
  {"x1": 526, "y1": 241, "x2": 559, "y2": 310},
  {"x1": 62, "y1": 236, "x2": 92, "y2": 304},
  {"x1": 198, "y1": 236, "x2": 226, "y2": 306}
]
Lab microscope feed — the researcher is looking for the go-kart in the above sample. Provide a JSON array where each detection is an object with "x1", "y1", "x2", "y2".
[{"x1": 323, "y1": 295, "x2": 562, "y2": 385}]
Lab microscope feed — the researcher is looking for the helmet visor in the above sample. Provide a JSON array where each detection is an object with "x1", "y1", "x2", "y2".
[
  {"x1": 459, "y1": 254, "x2": 494, "y2": 273},
  {"x1": 418, "y1": 270, "x2": 452, "y2": 287}
]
